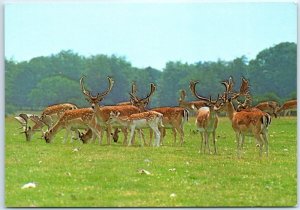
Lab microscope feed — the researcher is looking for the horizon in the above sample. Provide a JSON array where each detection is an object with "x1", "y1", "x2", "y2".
[{"x1": 5, "y1": 2, "x2": 297, "y2": 70}]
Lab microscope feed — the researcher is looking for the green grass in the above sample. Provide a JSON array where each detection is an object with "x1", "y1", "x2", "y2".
[{"x1": 5, "y1": 116, "x2": 297, "y2": 207}]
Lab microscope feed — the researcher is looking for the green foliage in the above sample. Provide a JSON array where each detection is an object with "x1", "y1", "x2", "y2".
[
  {"x1": 5, "y1": 116, "x2": 297, "y2": 207},
  {"x1": 5, "y1": 42, "x2": 297, "y2": 113}
]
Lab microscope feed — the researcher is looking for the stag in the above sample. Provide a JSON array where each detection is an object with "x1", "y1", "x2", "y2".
[{"x1": 189, "y1": 81, "x2": 223, "y2": 154}]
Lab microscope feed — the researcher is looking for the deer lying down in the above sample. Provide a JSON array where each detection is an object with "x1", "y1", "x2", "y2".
[{"x1": 108, "y1": 111, "x2": 164, "y2": 147}]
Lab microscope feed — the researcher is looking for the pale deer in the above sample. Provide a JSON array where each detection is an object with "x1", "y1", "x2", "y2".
[
  {"x1": 189, "y1": 81, "x2": 223, "y2": 154},
  {"x1": 80, "y1": 77, "x2": 155, "y2": 145},
  {"x1": 221, "y1": 77, "x2": 271, "y2": 158},
  {"x1": 15, "y1": 114, "x2": 44, "y2": 141},
  {"x1": 108, "y1": 111, "x2": 164, "y2": 147},
  {"x1": 277, "y1": 99, "x2": 297, "y2": 117}
]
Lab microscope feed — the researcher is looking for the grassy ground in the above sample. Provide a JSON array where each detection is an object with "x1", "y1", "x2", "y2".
[{"x1": 5, "y1": 116, "x2": 297, "y2": 207}]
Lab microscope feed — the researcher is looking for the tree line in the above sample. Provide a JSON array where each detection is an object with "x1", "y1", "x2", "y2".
[{"x1": 5, "y1": 42, "x2": 296, "y2": 115}]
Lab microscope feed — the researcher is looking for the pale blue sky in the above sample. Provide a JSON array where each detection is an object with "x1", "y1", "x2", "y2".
[{"x1": 5, "y1": 2, "x2": 297, "y2": 70}]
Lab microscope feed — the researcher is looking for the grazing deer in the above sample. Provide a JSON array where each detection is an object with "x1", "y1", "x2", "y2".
[
  {"x1": 43, "y1": 108, "x2": 102, "y2": 143},
  {"x1": 80, "y1": 76, "x2": 155, "y2": 145},
  {"x1": 178, "y1": 89, "x2": 207, "y2": 115},
  {"x1": 15, "y1": 114, "x2": 44, "y2": 141},
  {"x1": 277, "y1": 99, "x2": 297, "y2": 117},
  {"x1": 221, "y1": 77, "x2": 271, "y2": 158},
  {"x1": 14, "y1": 103, "x2": 78, "y2": 141},
  {"x1": 189, "y1": 81, "x2": 223, "y2": 154},
  {"x1": 40, "y1": 103, "x2": 78, "y2": 128},
  {"x1": 108, "y1": 111, "x2": 164, "y2": 147}
]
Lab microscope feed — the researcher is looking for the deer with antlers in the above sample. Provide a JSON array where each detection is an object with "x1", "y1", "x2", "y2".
[
  {"x1": 80, "y1": 76, "x2": 156, "y2": 145},
  {"x1": 15, "y1": 103, "x2": 78, "y2": 141},
  {"x1": 220, "y1": 77, "x2": 271, "y2": 158},
  {"x1": 44, "y1": 76, "x2": 114, "y2": 143},
  {"x1": 189, "y1": 81, "x2": 223, "y2": 154}
]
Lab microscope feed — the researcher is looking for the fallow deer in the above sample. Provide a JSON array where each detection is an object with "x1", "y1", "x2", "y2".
[
  {"x1": 44, "y1": 76, "x2": 114, "y2": 143},
  {"x1": 43, "y1": 108, "x2": 102, "y2": 143},
  {"x1": 14, "y1": 103, "x2": 78, "y2": 141},
  {"x1": 80, "y1": 77, "x2": 155, "y2": 145},
  {"x1": 15, "y1": 114, "x2": 44, "y2": 141},
  {"x1": 189, "y1": 81, "x2": 223, "y2": 154},
  {"x1": 108, "y1": 111, "x2": 164, "y2": 147},
  {"x1": 221, "y1": 77, "x2": 271, "y2": 158},
  {"x1": 277, "y1": 99, "x2": 297, "y2": 117},
  {"x1": 254, "y1": 101, "x2": 280, "y2": 118}
]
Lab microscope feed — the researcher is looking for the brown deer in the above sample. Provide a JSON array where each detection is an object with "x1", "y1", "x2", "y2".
[
  {"x1": 189, "y1": 81, "x2": 223, "y2": 154},
  {"x1": 43, "y1": 108, "x2": 102, "y2": 143},
  {"x1": 80, "y1": 76, "x2": 155, "y2": 145},
  {"x1": 254, "y1": 101, "x2": 280, "y2": 118},
  {"x1": 220, "y1": 77, "x2": 271, "y2": 158},
  {"x1": 14, "y1": 103, "x2": 78, "y2": 141},
  {"x1": 277, "y1": 99, "x2": 297, "y2": 116}
]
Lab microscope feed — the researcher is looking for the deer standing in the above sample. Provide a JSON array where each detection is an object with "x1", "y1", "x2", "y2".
[
  {"x1": 277, "y1": 99, "x2": 297, "y2": 117},
  {"x1": 221, "y1": 77, "x2": 271, "y2": 158},
  {"x1": 189, "y1": 81, "x2": 223, "y2": 154},
  {"x1": 108, "y1": 111, "x2": 164, "y2": 147}
]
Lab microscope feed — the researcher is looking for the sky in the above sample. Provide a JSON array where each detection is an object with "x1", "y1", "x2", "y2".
[{"x1": 4, "y1": 1, "x2": 297, "y2": 70}]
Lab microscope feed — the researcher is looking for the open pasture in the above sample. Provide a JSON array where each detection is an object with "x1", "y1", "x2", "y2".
[{"x1": 5, "y1": 116, "x2": 297, "y2": 207}]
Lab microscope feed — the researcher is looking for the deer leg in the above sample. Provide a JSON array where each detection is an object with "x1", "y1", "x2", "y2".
[
  {"x1": 212, "y1": 130, "x2": 217, "y2": 154},
  {"x1": 199, "y1": 132, "x2": 204, "y2": 153},
  {"x1": 151, "y1": 126, "x2": 161, "y2": 147},
  {"x1": 236, "y1": 132, "x2": 241, "y2": 158},
  {"x1": 206, "y1": 132, "x2": 211, "y2": 154},
  {"x1": 121, "y1": 128, "x2": 128, "y2": 145},
  {"x1": 172, "y1": 128, "x2": 177, "y2": 146},
  {"x1": 138, "y1": 129, "x2": 145, "y2": 147},
  {"x1": 106, "y1": 125, "x2": 112, "y2": 145},
  {"x1": 63, "y1": 128, "x2": 70, "y2": 144},
  {"x1": 128, "y1": 126, "x2": 136, "y2": 146},
  {"x1": 149, "y1": 129, "x2": 153, "y2": 146}
]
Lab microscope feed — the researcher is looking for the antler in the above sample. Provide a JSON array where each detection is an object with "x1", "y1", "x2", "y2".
[
  {"x1": 239, "y1": 77, "x2": 250, "y2": 95},
  {"x1": 80, "y1": 76, "x2": 114, "y2": 102},
  {"x1": 179, "y1": 89, "x2": 186, "y2": 101},
  {"x1": 80, "y1": 75, "x2": 92, "y2": 98},
  {"x1": 141, "y1": 83, "x2": 156, "y2": 102},
  {"x1": 131, "y1": 81, "x2": 137, "y2": 95},
  {"x1": 190, "y1": 81, "x2": 210, "y2": 102}
]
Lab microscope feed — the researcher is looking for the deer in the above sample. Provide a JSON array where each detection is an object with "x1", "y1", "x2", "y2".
[
  {"x1": 43, "y1": 108, "x2": 103, "y2": 143},
  {"x1": 44, "y1": 76, "x2": 115, "y2": 143},
  {"x1": 248, "y1": 101, "x2": 280, "y2": 118},
  {"x1": 277, "y1": 99, "x2": 297, "y2": 117},
  {"x1": 14, "y1": 114, "x2": 45, "y2": 141},
  {"x1": 108, "y1": 110, "x2": 164, "y2": 147},
  {"x1": 80, "y1": 76, "x2": 155, "y2": 145},
  {"x1": 189, "y1": 81, "x2": 224, "y2": 154},
  {"x1": 14, "y1": 103, "x2": 78, "y2": 141},
  {"x1": 220, "y1": 77, "x2": 271, "y2": 158}
]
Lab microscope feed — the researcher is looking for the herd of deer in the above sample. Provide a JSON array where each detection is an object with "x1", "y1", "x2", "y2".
[{"x1": 14, "y1": 75, "x2": 296, "y2": 157}]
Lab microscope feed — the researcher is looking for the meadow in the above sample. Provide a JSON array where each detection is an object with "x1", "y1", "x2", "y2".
[{"x1": 5, "y1": 116, "x2": 297, "y2": 207}]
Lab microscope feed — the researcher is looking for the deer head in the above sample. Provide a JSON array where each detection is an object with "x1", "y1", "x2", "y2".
[
  {"x1": 189, "y1": 80, "x2": 222, "y2": 111},
  {"x1": 80, "y1": 75, "x2": 114, "y2": 109},
  {"x1": 129, "y1": 83, "x2": 156, "y2": 111},
  {"x1": 15, "y1": 114, "x2": 44, "y2": 141}
]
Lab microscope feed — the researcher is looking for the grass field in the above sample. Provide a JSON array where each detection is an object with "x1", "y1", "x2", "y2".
[{"x1": 5, "y1": 116, "x2": 297, "y2": 207}]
